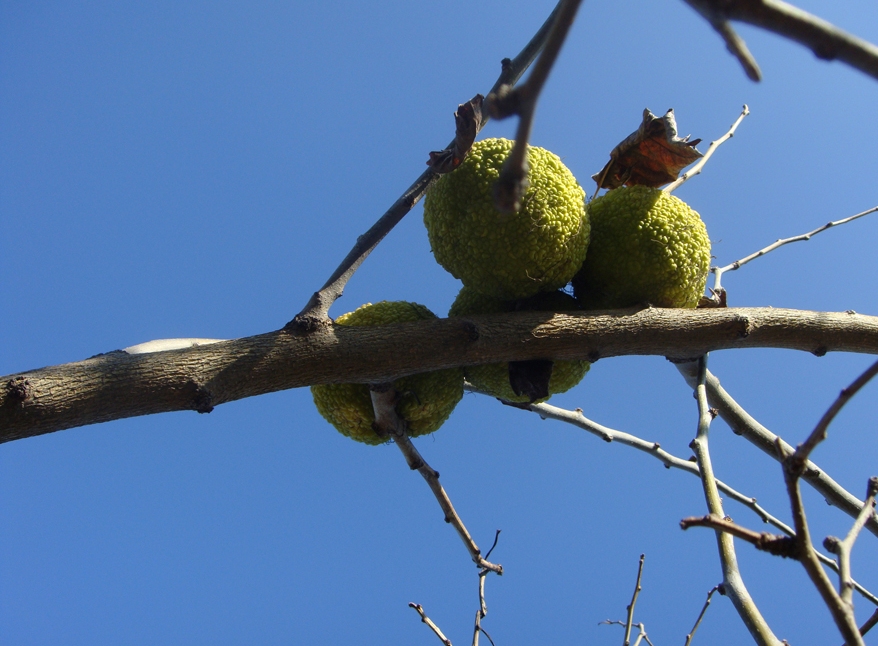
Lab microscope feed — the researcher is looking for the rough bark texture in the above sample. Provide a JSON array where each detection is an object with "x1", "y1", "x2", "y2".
[{"x1": 2, "y1": 307, "x2": 877, "y2": 442}]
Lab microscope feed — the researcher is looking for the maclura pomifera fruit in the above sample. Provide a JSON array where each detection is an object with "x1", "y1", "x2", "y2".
[
  {"x1": 448, "y1": 286, "x2": 589, "y2": 403},
  {"x1": 573, "y1": 186, "x2": 710, "y2": 309},
  {"x1": 311, "y1": 301, "x2": 464, "y2": 445},
  {"x1": 424, "y1": 138, "x2": 589, "y2": 300}
]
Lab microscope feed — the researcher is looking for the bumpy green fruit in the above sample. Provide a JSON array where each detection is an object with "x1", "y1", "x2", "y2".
[
  {"x1": 573, "y1": 186, "x2": 710, "y2": 309},
  {"x1": 424, "y1": 138, "x2": 589, "y2": 300},
  {"x1": 448, "y1": 287, "x2": 589, "y2": 403},
  {"x1": 311, "y1": 301, "x2": 464, "y2": 445}
]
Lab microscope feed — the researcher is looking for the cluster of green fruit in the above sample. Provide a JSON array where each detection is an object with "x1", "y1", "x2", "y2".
[{"x1": 313, "y1": 138, "x2": 711, "y2": 445}]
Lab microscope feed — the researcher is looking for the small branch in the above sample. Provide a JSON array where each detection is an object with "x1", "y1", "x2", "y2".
[
  {"x1": 685, "y1": 0, "x2": 878, "y2": 83},
  {"x1": 825, "y1": 478, "x2": 878, "y2": 607},
  {"x1": 623, "y1": 554, "x2": 646, "y2": 646},
  {"x1": 473, "y1": 531, "x2": 501, "y2": 646},
  {"x1": 676, "y1": 361, "x2": 878, "y2": 538},
  {"x1": 287, "y1": 0, "x2": 568, "y2": 328},
  {"x1": 681, "y1": 514, "x2": 797, "y2": 558},
  {"x1": 664, "y1": 105, "x2": 749, "y2": 194},
  {"x1": 794, "y1": 358, "x2": 878, "y2": 463},
  {"x1": 489, "y1": 386, "x2": 878, "y2": 606},
  {"x1": 684, "y1": 585, "x2": 722, "y2": 646},
  {"x1": 600, "y1": 620, "x2": 654, "y2": 646},
  {"x1": 851, "y1": 607, "x2": 878, "y2": 645},
  {"x1": 712, "y1": 205, "x2": 878, "y2": 296},
  {"x1": 683, "y1": 1, "x2": 762, "y2": 80},
  {"x1": 369, "y1": 387, "x2": 502, "y2": 574},
  {"x1": 409, "y1": 603, "x2": 453, "y2": 646},
  {"x1": 486, "y1": 0, "x2": 583, "y2": 212},
  {"x1": 780, "y1": 438, "x2": 865, "y2": 645},
  {"x1": 688, "y1": 355, "x2": 780, "y2": 646}
]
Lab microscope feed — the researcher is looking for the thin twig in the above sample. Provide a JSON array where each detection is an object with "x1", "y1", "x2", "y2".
[
  {"x1": 675, "y1": 362, "x2": 878, "y2": 538},
  {"x1": 689, "y1": 355, "x2": 780, "y2": 646},
  {"x1": 851, "y1": 606, "x2": 878, "y2": 645},
  {"x1": 794, "y1": 358, "x2": 878, "y2": 462},
  {"x1": 287, "y1": 0, "x2": 567, "y2": 328},
  {"x1": 776, "y1": 361, "x2": 878, "y2": 645},
  {"x1": 624, "y1": 554, "x2": 646, "y2": 646},
  {"x1": 600, "y1": 620, "x2": 654, "y2": 646},
  {"x1": 486, "y1": 0, "x2": 583, "y2": 212},
  {"x1": 409, "y1": 603, "x2": 453, "y2": 646},
  {"x1": 684, "y1": 0, "x2": 878, "y2": 83},
  {"x1": 479, "y1": 385, "x2": 878, "y2": 605},
  {"x1": 683, "y1": 1, "x2": 762, "y2": 80},
  {"x1": 825, "y1": 478, "x2": 878, "y2": 607},
  {"x1": 684, "y1": 585, "x2": 722, "y2": 646},
  {"x1": 711, "y1": 206, "x2": 878, "y2": 296},
  {"x1": 370, "y1": 386, "x2": 502, "y2": 574},
  {"x1": 664, "y1": 105, "x2": 749, "y2": 194},
  {"x1": 780, "y1": 438, "x2": 865, "y2": 645}
]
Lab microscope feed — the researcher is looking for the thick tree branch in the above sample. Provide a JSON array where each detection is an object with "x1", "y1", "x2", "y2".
[
  {"x1": 684, "y1": 0, "x2": 878, "y2": 82},
  {"x1": 4, "y1": 307, "x2": 878, "y2": 441}
]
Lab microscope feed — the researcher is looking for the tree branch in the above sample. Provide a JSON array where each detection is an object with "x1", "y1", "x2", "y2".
[
  {"x1": 676, "y1": 361, "x2": 878, "y2": 538},
  {"x1": 4, "y1": 307, "x2": 878, "y2": 441},
  {"x1": 684, "y1": 0, "x2": 878, "y2": 82},
  {"x1": 688, "y1": 356, "x2": 780, "y2": 646},
  {"x1": 289, "y1": 0, "x2": 567, "y2": 328}
]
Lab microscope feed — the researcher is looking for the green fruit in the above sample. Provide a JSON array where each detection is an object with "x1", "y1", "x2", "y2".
[
  {"x1": 311, "y1": 301, "x2": 464, "y2": 445},
  {"x1": 573, "y1": 186, "x2": 710, "y2": 309},
  {"x1": 424, "y1": 138, "x2": 589, "y2": 300},
  {"x1": 448, "y1": 286, "x2": 590, "y2": 403}
]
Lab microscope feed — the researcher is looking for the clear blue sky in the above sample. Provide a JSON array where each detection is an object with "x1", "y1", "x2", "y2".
[{"x1": 3, "y1": 1, "x2": 878, "y2": 644}]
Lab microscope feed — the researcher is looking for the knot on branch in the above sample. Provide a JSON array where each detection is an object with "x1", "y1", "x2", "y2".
[
  {"x1": 192, "y1": 384, "x2": 215, "y2": 414},
  {"x1": 285, "y1": 313, "x2": 331, "y2": 336},
  {"x1": 5, "y1": 377, "x2": 31, "y2": 407},
  {"x1": 755, "y1": 533, "x2": 798, "y2": 559}
]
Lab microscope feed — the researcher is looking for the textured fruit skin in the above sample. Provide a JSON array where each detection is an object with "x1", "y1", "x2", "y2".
[
  {"x1": 424, "y1": 138, "x2": 589, "y2": 300},
  {"x1": 448, "y1": 287, "x2": 589, "y2": 403},
  {"x1": 311, "y1": 301, "x2": 464, "y2": 445},
  {"x1": 573, "y1": 186, "x2": 710, "y2": 309}
]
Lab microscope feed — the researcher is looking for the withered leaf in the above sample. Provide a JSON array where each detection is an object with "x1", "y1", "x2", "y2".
[
  {"x1": 592, "y1": 108, "x2": 702, "y2": 190},
  {"x1": 427, "y1": 94, "x2": 484, "y2": 174}
]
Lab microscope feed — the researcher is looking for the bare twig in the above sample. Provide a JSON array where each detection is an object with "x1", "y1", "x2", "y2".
[
  {"x1": 473, "y1": 531, "x2": 501, "y2": 646},
  {"x1": 775, "y1": 361, "x2": 878, "y2": 645},
  {"x1": 711, "y1": 206, "x2": 878, "y2": 296},
  {"x1": 486, "y1": 0, "x2": 583, "y2": 212},
  {"x1": 287, "y1": 0, "x2": 567, "y2": 328},
  {"x1": 825, "y1": 478, "x2": 878, "y2": 607},
  {"x1": 684, "y1": 585, "x2": 722, "y2": 646},
  {"x1": 780, "y1": 438, "x2": 865, "y2": 645},
  {"x1": 664, "y1": 105, "x2": 749, "y2": 194},
  {"x1": 676, "y1": 361, "x2": 878, "y2": 538},
  {"x1": 851, "y1": 606, "x2": 878, "y2": 644},
  {"x1": 370, "y1": 386, "x2": 502, "y2": 574},
  {"x1": 794, "y1": 358, "x2": 878, "y2": 462},
  {"x1": 684, "y1": 1, "x2": 762, "y2": 80},
  {"x1": 689, "y1": 355, "x2": 780, "y2": 646},
  {"x1": 681, "y1": 514, "x2": 797, "y2": 558},
  {"x1": 600, "y1": 620, "x2": 654, "y2": 646},
  {"x1": 684, "y1": 0, "x2": 878, "y2": 83},
  {"x1": 490, "y1": 387, "x2": 878, "y2": 605},
  {"x1": 623, "y1": 554, "x2": 646, "y2": 646},
  {"x1": 409, "y1": 603, "x2": 453, "y2": 646}
]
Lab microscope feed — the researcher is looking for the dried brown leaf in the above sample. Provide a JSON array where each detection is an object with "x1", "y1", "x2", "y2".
[
  {"x1": 592, "y1": 108, "x2": 703, "y2": 190},
  {"x1": 427, "y1": 94, "x2": 484, "y2": 174}
]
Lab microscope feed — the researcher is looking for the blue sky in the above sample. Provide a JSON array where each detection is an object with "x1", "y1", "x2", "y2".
[{"x1": 3, "y1": 1, "x2": 878, "y2": 644}]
